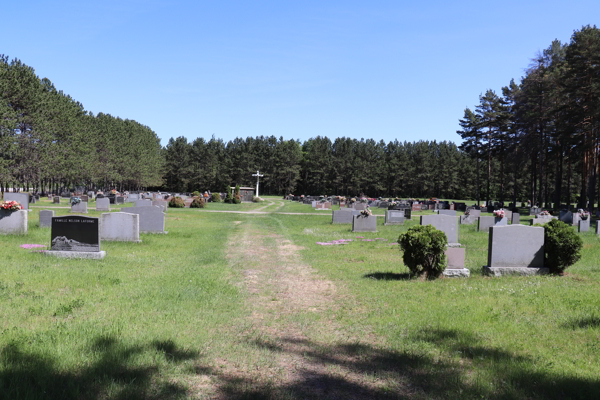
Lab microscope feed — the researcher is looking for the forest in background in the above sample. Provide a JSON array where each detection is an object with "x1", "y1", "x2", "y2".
[{"x1": 1, "y1": 25, "x2": 599, "y2": 207}]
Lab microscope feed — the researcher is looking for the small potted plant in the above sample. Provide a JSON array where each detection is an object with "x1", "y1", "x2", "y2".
[
  {"x1": 493, "y1": 209, "x2": 505, "y2": 221},
  {"x1": 578, "y1": 209, "x2": 589, "y2": 220}
]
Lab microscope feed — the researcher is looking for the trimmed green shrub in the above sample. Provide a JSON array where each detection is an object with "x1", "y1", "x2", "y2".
[
  {"x1": 190, "y1": 198, "x2": 205, "y2": 208},
  {"x1": 234, "y1": 194, "x2": 241, "y2": 204},
  {"x1": 225, "y1": 186, "x2": 233, "y2": 204},
  {"x1": 192, "y1": 191, "x2": 202, "y2": 198},
  {"x1": 169, "y1": 197, "x2": 185, "y2": 208},
  {"x1": 212, "y1": 193, "x2": 221, "y2": 202},
  {"x1": 544, "y1": 219, "x2": 583, "y2": 273},
  {"x1": 398, "y1": 225, "x2": 447, "y2": 278}
]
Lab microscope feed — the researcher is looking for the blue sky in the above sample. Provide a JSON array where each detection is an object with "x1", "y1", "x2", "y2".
[{"x1": 5, "y1": 1, "x2": 599, "y2": 146}]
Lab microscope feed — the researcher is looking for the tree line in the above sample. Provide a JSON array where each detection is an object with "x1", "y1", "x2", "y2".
[
  {"x1": 0, "y1": 55, "x2": 164, "y2": 194},
  {"x1": 458, "y1": 25, "x2": 600, "y2": 209}
]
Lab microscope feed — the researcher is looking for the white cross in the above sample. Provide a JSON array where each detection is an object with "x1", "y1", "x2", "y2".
[{"x1": 252, "y1": 170, "x2": 264, "y2": 197}]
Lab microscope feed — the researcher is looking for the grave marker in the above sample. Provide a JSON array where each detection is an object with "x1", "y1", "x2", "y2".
[
  {"x1": 46, "y1": 215, "x2": 105, "y2": 259},
  {"x1": 100, "y1": 212, "x2": 141, "y2": 242},
  {"x1": 483, "y1": 225, "x2": 547, "y2": 276},
  {"x1": 420, "y1": 214, "x2": 459, "y2": 245},
  {"x1": 39, "y1": 210, "x2": 54, "y2": 228}
]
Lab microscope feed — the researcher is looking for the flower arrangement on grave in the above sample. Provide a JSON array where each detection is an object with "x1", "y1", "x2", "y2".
[
  {"x1": 360, "y1": 208, "x2": 372, "y2": 217},
  {"x1": 350, "y1": 198, "x2": 356, "y2": 203},
  {"x1": 111, "y1": 189, "x2": 117, "y2": 195},
  {"x1": 1, "y1": 200, "x2": 23, "y2": 211},
  {"x1": 578, "y1": 209, "x2": 589, "y2": 220},
  {"x1": 70, "y1": 197, "x2": 81, "y2": 206},
  {"x1": 493, "y1": 209, "x2": 505, "y2": 218},
  {"x1": 389, "y1": 201, "x2": 397, "y2": 206},
  {"x1": 539, "y1": 210, "x2": 551, "y2": 216}
]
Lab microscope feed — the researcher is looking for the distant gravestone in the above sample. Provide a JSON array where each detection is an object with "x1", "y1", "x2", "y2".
[
  {"x1": 4, "y1": 193, "x2": 29, "y2": 210},
  {"x1": 71, "y1": 202, "x2": 88, "y2": 214},
  {"x1": 439, "y1": 210, "x2": 456, "y2": 217},
  {"x1": 559, "y1": 210, "x2": 573, "y2": 225},
  {"x1": 80, "y1": 195, "x2": 88, "y2": 202},
  {"x1": 96, "y1": 198, "x2": 110, "y2": 211},
  {"x1": 39, "y1": 210, "x2": 54, "y2": 228},
  {"x1": 352, "y1": 214, "x2": 377, "y2": 232},
  {"x1": 404, "y1": 209, "x2": 412, "y2": 220},
  {"x1": 116, "y1": 196, "x2": 125, "y2": 204},
  {"x1": 420, "y1": 214, "x2": 459, "y2": 245},
  {"x1": 478, "y1": 216, "x2": 508, "y2": 232},
  {"x1": 135, "y1": 199, "x2": 153, "y2": 207},
  {"x1": 384, "y1": 210, "x2": 404, "y2": 225},
  {"x1": 412, "y1": 203, "x2": 421, "y2": 211},
  {"x1": 0, "y1": 209, "x2": 27, "y2": 234},
  {"x1": 353, "y1": 203, "x2": 367, "y2": 211},
  {"x1": 529, "y1": 215, "x2": 556, "y2": 225},
  {"x1": 311, "y1": 201, "x2": 317, "y2": 208},
  {"x1": 46, "y1": 215, "x2": 105, "y2": 259},
  {"x1": 578, "y1": 218, "x2": 590, "y2": 232},
  {"x1": 124, "y1": 206, "x2": 166, "y2": 233},
  {"x1": 332, "y1": 209, "x2": 359, "y2": 224},
  {"x1": 597, "y1": 221, "x2": 600, "y2": 236},
  {"x1": 53, "y1": 196, "x2": 60, "y2": 204},
  {"x1": 529, "y1": 207, "x2": 541, "y2": 216},
  {"x1": 152, "y1": 200, "x2": 168, "y2": 213},
  {"x1": 511, "y1": 213, "x2": 521, "y2": 225},
  {"x1": 483, "y1": 225, "x2": 547, "y2": 276},
  {"x1": 100, "y1": 212, "x2": 141, "y2": 242},
  {"x1": 572, "y1": 213, "x2": 580, "y2": 227},
  {"x1": 127, "y1": 193, "x2": 139, "y2": 202},
  {"x1": 442, "y1": 247, "x2": 469, "y2": 277},
  {"x1": 460, "y1": 209, "x2": 480, "y2": 225}
]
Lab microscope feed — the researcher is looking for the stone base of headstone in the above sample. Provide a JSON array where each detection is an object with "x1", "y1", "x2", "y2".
[
  {"x1": 443, "y1": 268, "x2": 470, "y2": 277},
  {"x1": 43, "y1": 250, "x2": 106, "y2": 260},
  {"x1": 482, "y1": 266, "x2": 549, "y2": 276}
]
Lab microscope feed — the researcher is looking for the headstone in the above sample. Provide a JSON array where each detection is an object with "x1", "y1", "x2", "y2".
[
  {"x1": 442, "y1": 247, "x2": 470, "y2": 277},
  {"x1": 384, "y1": 210, "x2": 405, "y2": 225},
  {"x1": 511, "y1": 213, "x2": 520, "y2": 225},
  {"x1": 100, "y1": 212, "x2": 141, "y2": 242},
  {"x1": 572, "y1": 212, "x2": 580, "y2": 227},
  {"x1": 46, "y1": 215, "x2": 105, "y2": 259},
  {"x1": 123, "y1": 206, "x2": 166, "y2": 233},
  {"x1": 420, "y1": 214, "x2": 459, "y2": 245},
  {"x1": 152, "y1": 200, "x2": 168, "y2": 213},
  {"x1": 135, "y1": 199, "x2": 153, "y2": 207},
  {"x1": 420, "y1": 204, "x2": 428, "y2": 211},
  {"x1": 127, "y1": 193, "x2": 139, "y2": 202},
  {"x1": 460, "y1": 209, "x2": 481, "y2": 225},
  {"x1": 39, "y1": 210, "x2": 54, "y2": 228},
  {"x1": 53, "y1": 196, "x2": 60, "y2": 204},
  {"x1": 559, "y1": 210, "x2": 573, "y2": 225},
  {"x1": 96, "y1": 198, "x2": 110, "y2": 211},
  {"x1": 332, "y1": 209, "x2": 360, "y2": 224},
  {"x1": 483, "y1": 225, "x2": 547, "y2": 276},
  {"x1": 529, "y1": 207, "x2": 541, "y2": 216},
  {"x1": 311, "y1": 201, "x2": 317, "y2": 208},
  {"x1": 439, "y1": 210, "x2": 456, "y2": 217},
  {"x1": 116, "y1": 196, "x2": 125, "y2": 204},
  {"x1": 529, "y1": 215, "x2": 556, "y2": 225},
  {"x1": 597, "y1": 221, "x2": 600, "y2": 235},
  {"x1": 352, "y1": 214, "x2": 377, "y2": 232},
  {"x1": 4, "y1": 193, "x2": 29, "y2": 210},
  {"x1": 353, "y1": 203, "x2": 367, "y2": 211},
  {"x1": 71, "y1": 202, "x2": 88, "y2": 214},
  {"x1": 80, "y1": 195, "x2": 89, "y2": 202},
  {"x1": 412, "y1": 203, "x2": 421, "y2": 211},
  {"x1": 404, "y1": 209, "x2": 412, "y2": 220},
  {"x1": 0, "y1": 209, "x2": 27, "y2": 234},
  {"x1": 578, "y1": 218, "x2": 590, "y2": 233},
  {"x1": 478, "y1": 216, "x2": 508, "y2": 232}
]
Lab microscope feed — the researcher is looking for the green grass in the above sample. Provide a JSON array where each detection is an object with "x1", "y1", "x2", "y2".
[{"x1": 1, "y1": 205, "x2": 599, "y2": 399}]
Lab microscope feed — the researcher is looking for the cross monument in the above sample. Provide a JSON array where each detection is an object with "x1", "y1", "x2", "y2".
[{"x1": 252, "y1": 170, "x2": 264, "y2": 197}]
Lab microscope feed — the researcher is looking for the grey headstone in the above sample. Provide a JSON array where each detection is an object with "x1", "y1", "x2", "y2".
[
  {"x1": 439, "y1": 210, "x2": 456, "y2": 217},
  {"x1": 4, "y1": 193, "x2": 29, "y2": 210},
  {"x1": 478, "y1": 216, "x2": 507, "y2": 232},
  {"x1": 511, "y1": 213, "x2": 521, "y2": 225},
  {"x1": 116, "y1": 196, "x2": 125, "y2": 204},
  {"x1": 71, "y1": 202, "x2": 88, "y2": 214},
  {"x1": 332, "y1": 209, "x2": 359, "y2": 224},
  {"x1": 135, "y1": 199, "x2": 153, "y2": 207},
  {"x1": 311, "y1": 201, "x2": 317, "y2": 208},
  {"x1": 578, "y1": 218, "x2": 590, "y2": 232},
  {"x1": 0, "y1": 209, "x2": 28, "y2": 234},
  {"x1": 152, "y1": 200, "x2": 168, "y2": 213},
  {"x1": 100, "y1": 212, "x2": 141, "y2": 242},
  {"x1": 483, "y1": 225, "x2": 546, "y2": 275},
  {"x1": 39, "y1": 210, "x2": 54, "y2": 228},
  {"x1": 123, "y1": 205, "x2": 166, "y2": 233},
  {"x1": 384, "y1": 210, "x2": 405, "y2": 225},
  {"x1": 353, "y1": 203, "x2": 367, "y2": 211},
  {"x1": 352, "y1": 215, "x2": 377, "y2": 232},
  {"x1": 420, "y1": 214, "x2": 459, "y2": 245},
  {"x1": 53, "y1": 196, "x2": 60, "y2": 204},
  {"x1": 96, "y1": 198, "x2": 110, "y2": 211}
]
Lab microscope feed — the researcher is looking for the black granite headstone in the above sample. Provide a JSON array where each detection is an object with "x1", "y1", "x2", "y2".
[{"x1": 51, "y1": 216, "x2": 100, "y2": 252}]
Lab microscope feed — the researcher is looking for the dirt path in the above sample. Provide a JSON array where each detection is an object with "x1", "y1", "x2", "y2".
[{"x1": 206, "y1": 217, "x2": 402, "y2": 399}]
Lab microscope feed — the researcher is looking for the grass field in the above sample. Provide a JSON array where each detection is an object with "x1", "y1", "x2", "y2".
[{"x1": 0, "y1": 196, "x2": 598, "y2": 399}]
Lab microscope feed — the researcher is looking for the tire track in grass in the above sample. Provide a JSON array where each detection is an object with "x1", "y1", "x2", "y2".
[{"x1": 213, "y1": 217, "x2": 412, "y2": 399}]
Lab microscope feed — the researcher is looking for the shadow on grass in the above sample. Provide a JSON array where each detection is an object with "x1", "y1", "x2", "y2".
[
  {"x1": 363, "y1": 272, "x2": 412, "y2": 281},
  {"x1": 2, "y1": 330, "x2": 599, "y2": 399},
  {"x1": 0, "y1": 336, "x2": 197, "y2": 400},
  {"x1": 562, "y1": 316, "x2": 600, "y2": 329}
]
